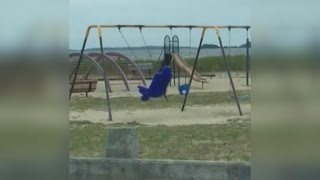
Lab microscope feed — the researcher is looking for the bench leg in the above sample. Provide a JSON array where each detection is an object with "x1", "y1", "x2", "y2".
[{"x1": 86, "y1": 92, "x2": 88, "y2": 97}]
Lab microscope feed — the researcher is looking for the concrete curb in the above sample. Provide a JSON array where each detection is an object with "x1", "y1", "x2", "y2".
[{"x1": 70, "y1": 158, "x2": 251, "y2": 180}]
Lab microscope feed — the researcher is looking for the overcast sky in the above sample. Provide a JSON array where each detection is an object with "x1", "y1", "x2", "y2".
[{"x1": 69, "y1": 0, "x2": 251, "y2": 49}]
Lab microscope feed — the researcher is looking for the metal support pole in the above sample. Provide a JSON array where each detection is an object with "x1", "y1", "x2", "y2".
[
  {"x1": 178, "y1": 67, "x2": 180, "y2": 87},
  {"x1": 69, "y1": 27, "x2": 90, "y2": 99},
  {"x1": 181, "y1": 28, "x2": 206, "y2": 111},
  {"x1": 97, "y1": 25, "x2": 113, "y2": 121},
  {"x1": 189, "y1": 27, "x2": 192, "y2": 57},
  {"x1": 216, "y1": 28, "x2": 243, "y2": 116},
  {"x1": 173, "y1": 55, "x2": 176, "y2": 86},
  {"x1": 246, "y1": 27, "x2": 250, "y2": 86}
]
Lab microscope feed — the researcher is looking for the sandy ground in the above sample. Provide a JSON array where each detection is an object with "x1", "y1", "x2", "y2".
[
  {"x1": 70, "y1": 72, "x2": 251, "y2": 126},
  {"x1": 70, "y1": 104, "x2": 251, "y2": 126}
]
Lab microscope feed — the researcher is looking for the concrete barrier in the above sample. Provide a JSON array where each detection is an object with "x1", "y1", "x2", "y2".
[
  {"x1": 70, "y1": 158, "x2": 250, "y2": 180},
  {"x1": 105, "y1": 128, "x2": 139, "y2": 159}
]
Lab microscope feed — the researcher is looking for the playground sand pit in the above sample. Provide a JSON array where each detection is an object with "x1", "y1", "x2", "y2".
[
  {"x1": 70, "y1": 72, "x2": 251, "y2": 126},
  {"x1": 70, "y1": 104, "x2": 251, "y2": 126}
]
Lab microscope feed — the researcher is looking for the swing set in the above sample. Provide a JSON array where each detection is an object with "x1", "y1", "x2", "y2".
[
  {"x1": 69, "y1": 25, "x2": 251, "y2": 121},
  {"x1": 227, "y1": 26, "x2": 251, "y2": 100}
]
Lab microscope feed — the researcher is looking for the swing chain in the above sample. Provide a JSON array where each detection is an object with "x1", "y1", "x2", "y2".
[
  {"x1": 139, "y1": 26, "x2": 153, "y2": 59},
  {"x1": 118, "y1": 26, "x2": 139, "y2": 61},
  {"x1": 189, "y1": 26, "x2": 192, "y2": 57}
]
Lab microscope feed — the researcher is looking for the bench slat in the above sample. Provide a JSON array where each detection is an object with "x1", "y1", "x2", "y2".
[{"x1": 69, "y1": 80, "x2": 98, "y2": 94}]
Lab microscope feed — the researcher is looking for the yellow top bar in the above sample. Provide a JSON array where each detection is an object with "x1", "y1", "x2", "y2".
[
  {"x1": 97, "y1": 25, "x2": 102, "y2": 37},
  {"x1": 87, "y1": 24, "x2": 250, "y2": 29}
]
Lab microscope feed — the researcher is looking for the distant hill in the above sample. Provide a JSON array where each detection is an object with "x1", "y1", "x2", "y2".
[
  {"x1": 69, "y1": 46, "x2": 197, "y2": 52},
  {"x1": 85, "y1": 46, "x2": 163, "y2": 51},
  {"x1": 69, "y1": 42, "x2": 251, "y2": 52},
  {"x1": 201, "y1": 44, "x2": 220, "y2": 49},
  {"x1": 200, "y1": 41, "x2": 251, "y2": 49},
  {"x1": 239, "y1": 41, "x2": 251, "y2": 48}
]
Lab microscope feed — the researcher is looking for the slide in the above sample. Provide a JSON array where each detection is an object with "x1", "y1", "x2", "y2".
[{"x1": 172, "y1": 53, "x2": 208, "y2": 83}]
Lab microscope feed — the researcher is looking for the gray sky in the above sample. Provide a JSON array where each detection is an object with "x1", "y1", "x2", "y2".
[{"x1": 69, "y1": 0, "x2": 251, "y2": 49}]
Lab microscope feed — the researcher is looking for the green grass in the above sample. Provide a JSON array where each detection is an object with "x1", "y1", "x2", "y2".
[
  {"x1": 70, "y1": 91, "x2": 250, "y2": 111},
  {"x1": 69, "y1": 119, "x2": 250, "y2": 161}
]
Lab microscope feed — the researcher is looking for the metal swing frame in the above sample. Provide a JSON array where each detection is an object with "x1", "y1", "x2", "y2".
[
  {"x1": 226, "y1": 26, "x2": 251, "y2": 101},
  {"x1": 70, "y1": 25, "x2": 251, "y2": 121}
]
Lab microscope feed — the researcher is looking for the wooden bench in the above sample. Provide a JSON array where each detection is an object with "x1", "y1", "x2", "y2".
[
  {"x1": 128, "y1": 63, "x2": 153, "y2": 75},
  {"x1": 69, "y1": 79, "x2": 98, "y2": 97}
]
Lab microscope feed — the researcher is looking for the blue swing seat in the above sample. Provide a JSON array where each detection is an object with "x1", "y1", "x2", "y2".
[
  {"x1": 138, "y1": 66, "x2": 172, "y2": 101},
  {"x1": 178, "y1": 84, "x2": 190, "y2": 95}
]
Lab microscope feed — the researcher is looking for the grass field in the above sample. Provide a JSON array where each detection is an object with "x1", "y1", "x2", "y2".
[
  {"x1": 70, "y1": 85, "x2": 251, "y2": 161},
  {"x1": 70, "y1": 118, "x2": 250, "y2": 161}
]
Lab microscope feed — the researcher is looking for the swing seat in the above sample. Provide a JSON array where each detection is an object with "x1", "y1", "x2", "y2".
[
  {"x1": 178, "y1": 84, "x2": 190, "y2": 95},
  {"x1": 138, "y1": 66, "x2": 172, "y2": 101}
]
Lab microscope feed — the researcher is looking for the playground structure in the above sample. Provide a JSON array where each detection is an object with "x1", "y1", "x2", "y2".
[
  {"x1": 137, "y1": 34, "x2": 208, "y2": 101},
  {"x1": 69, "y1": 25, "x2": 251, "y2": 121},
  {"x1": 69, "y1": 52, "x2": 147, "y2": 93},
  {"x1": 158, "y1": 35, "x2": 208, "y2": 88}
]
